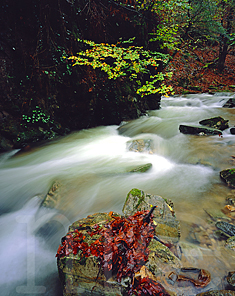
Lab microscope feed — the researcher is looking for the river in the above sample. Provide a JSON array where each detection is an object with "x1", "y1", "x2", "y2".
[{"x1": 0, "y1": 92, "x2": 235, "y2": 295}]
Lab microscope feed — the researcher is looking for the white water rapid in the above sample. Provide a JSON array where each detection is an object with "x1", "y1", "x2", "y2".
[{"x1": 0, "y1": 92, "x2": 235, "y2": 295}]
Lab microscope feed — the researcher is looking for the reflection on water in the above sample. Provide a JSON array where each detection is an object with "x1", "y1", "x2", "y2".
[{"x1": 0, "y1": 93, "x2": 235, "y2": 295}]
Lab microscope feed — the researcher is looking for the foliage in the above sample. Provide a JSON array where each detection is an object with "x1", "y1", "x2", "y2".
[
  {"x1": 69, "y1": 38, "x2": 173, "y2": 97},
  {"x1": 56, "y1": 210, "x2": 156, "y2": 282},
  {"x1": 21, "y1": 106, "x2": 53, "y2": 127}
]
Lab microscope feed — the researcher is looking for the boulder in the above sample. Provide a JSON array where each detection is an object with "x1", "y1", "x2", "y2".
[
  {"x1": 179, "y1": 124, "x2": 222, "y2": 136},
  {"x1": 199, "y1": 116, "x2": 229, "y2": 131},
  {"x1": 223, "y1": 98, "x2": 235, "y2": 108},
  {"x1": 57, "y1": 189, "x2": 181, "y2": 296},
  {"x1": 220, "y1": 169, "x2": 235, "y2": 188},
  {"x1": 122, "y1": 189, "x2": 180, "y2": 243}
]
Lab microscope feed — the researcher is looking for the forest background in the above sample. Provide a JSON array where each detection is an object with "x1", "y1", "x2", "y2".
[{"x1": 0, "y1": 0, "x2": 235, "y2": 151}]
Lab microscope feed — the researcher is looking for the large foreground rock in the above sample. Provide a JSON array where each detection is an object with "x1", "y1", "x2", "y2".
[
  {"x1": 57, "y1": 189, "x2": 181, "y2": 296},
  {"x1": 179, "y1": 124, "x2": 222, "y2": 136}
]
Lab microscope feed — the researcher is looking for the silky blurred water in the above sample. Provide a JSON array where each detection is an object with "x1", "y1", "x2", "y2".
[{"x1": 0, "y1": 92, "x2": 235, "y2": 295}]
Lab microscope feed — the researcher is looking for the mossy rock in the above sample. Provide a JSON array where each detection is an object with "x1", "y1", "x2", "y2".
[
  {"x1": 220, "y1": 169, "x2": 235, "y2": 188},
  {"x1": 127, "y1": 163, "x2": 152, "y2": 173},
  {"x1": 199, "y1": 116, "x2": 229, "y2": 131},
  {"x1": 123, "y1": 189, "x2": 180, "y2": 242}
]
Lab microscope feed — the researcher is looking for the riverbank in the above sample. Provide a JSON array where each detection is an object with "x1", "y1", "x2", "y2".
[{"x1": 165, "y1": 46, "x2": 235, "y2": 95}]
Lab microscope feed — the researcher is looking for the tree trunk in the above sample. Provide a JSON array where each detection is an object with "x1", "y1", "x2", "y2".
[{"x1": 217, "y1": 5, "x2": 233, "y2": 72}]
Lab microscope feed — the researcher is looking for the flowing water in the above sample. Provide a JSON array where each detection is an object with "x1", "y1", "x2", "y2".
[{"x1": 0, "y1": 93, "x2": 235, "y2": 295}]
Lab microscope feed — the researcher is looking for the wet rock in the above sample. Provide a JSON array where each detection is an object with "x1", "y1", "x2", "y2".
[
  {"x1": 197, "y1": 290, "x2": 235, "y2": 296},
  {"x1": 216, "y1": 221, "x2": 235, "y2": 237},
  {"x1": 148, "y1": 239, "x2": 181, "y2": 266},
  {"x1": 220, "y1": 169, "x2": 235, "y2": 188},
  {"x1": 127, "y1": 163, "x2": 152, "y2": 173},
  {"x1": 146, "y1": 239, "x2": 182, "y2": 278},
  {"x1": 179, "y1": 124, "x2": 222, "y2": 136},
  {"x1": 41, "y1": 181, "x2": 61, "y2": 209},
  {"x1": 230, "y1": 128, "x2": 235, "y2": 135},
  {"x1": 188, "y1": 224, "x2": 213, "y2": 246},
  {"x1": 127, "y1": 139, "x2": 154, "y2": 154},
  {"x1": 223, "y1": 98, "x2": 235, "y2": 108},
  {"x1": 225, "y1": 236, "x2": 235, "y2": 251},
  {"x1": 199, "y1": 116, "x2": 229, "y2": 131},
  {"x1": 123, "y1": 189, "x2": 180, "y2": 243},
  {"x1": 227, "y1": 271, "x2": 235, "y2": 287}
]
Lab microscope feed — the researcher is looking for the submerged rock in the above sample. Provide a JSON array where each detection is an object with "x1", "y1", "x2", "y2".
[
  {"x1": 179, "y1": 124, "x2": 222, "y2": 136},
  {"x1": 123, "y1": 189, "x2": 180, "y2": 243},
  {"x1": 199, "y1": 116, "x2": 229, "y2": 131},
  {"x1": 220, "y1": 169, "x2": 235, "y2": 188},
  {"x1": 41, "y1": 181, "x2": 61, "y2": 208},
  {"x1": 127, "y1": 139, "x2": 154, "y2": 154},
  {"x1": 127, "y1": 163, "x2": 152, "y2": 173}
]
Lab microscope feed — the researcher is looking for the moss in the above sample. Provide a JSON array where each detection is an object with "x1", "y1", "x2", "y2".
[{"x1": 125, "y1": 188, "x2": 145, "y2": 206}]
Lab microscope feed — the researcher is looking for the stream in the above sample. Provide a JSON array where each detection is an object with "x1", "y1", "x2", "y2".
[{"x1": 0, "y1": 92, "x2": 235, "y2": 295}]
